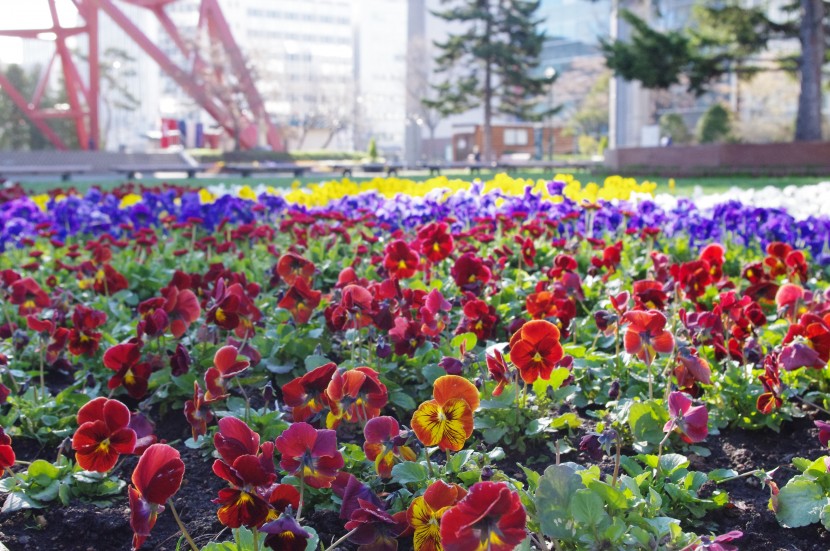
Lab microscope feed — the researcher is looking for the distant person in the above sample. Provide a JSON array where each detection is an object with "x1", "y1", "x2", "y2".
[
  {"x1": 468, "y1": 146, "x2": 481, "y2": 163},
  {"x1": 660, "y1": 135, "x2": 673, "y2": 147}
]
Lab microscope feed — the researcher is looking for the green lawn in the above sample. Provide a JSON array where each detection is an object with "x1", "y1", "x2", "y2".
[{"x1": 13, "y1": 169, "x2": 829, "y2": 197}]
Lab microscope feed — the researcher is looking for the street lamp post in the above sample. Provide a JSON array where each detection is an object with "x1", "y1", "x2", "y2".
[{"x1": 545, "y1": 67, "x2": 556, "y2": 162}]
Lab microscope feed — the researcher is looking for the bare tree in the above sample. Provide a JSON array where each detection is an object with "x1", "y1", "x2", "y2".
[{"x1": 406, "y1": 36, "x2": 443, "y2": 160}]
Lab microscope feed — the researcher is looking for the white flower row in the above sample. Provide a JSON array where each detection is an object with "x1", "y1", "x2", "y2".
[{"x1": 646, "y1": 182, "x2": 830, "y2": 220}]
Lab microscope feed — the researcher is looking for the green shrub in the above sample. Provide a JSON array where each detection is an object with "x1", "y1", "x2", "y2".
[{"x1": 697, "y1": 104, "x2": 732, "y2": 144}]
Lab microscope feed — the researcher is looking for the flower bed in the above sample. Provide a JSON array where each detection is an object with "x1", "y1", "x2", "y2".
[{"x1": 0, "y1": 174, "x2": 829, "y2": 551}]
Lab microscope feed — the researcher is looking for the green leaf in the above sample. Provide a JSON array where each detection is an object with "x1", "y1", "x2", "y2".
[
  {"x1": 487, "y1": 448, "x2": 506, "y2": 461},
  {"x1": 550, "y1": 412, "x2": 582, "y2": 430},
  {"x1": 793, "y1": 457, "x2": 813, "y2": 472},
  {"x1": 28, "y1": 459, "x2": 61, "y2": 482},
  {"x1": 457, "y1": 470, "x2": 481, "y2": 485},
  {"x1": 571, "y1": 489, "x2": 606, "y2": 526},
  {"x1": 532, "y1": 367, "x2": 571, "y2": 395},
  {"x1": 603, "y1": 516, "x2": 627, "y2": 542},
  {"x1": 687, "y1": 445, "x2": 711, "y2": 457},
  {"x1": 586, "y1": 479, "x2": 628, "y2": 510},
  {"x1": 2, "y1": 492, "x2": 40, "y2": 513},
  {"x1": 628, "y1": 400, "x2": 670, "y2": 447},
  {"x1": 201, "y1": 543, "x2": 237, "y2": 551},
  {"x1": 707, "y1": 468, "x2": 739, "y2": 482},
  {"x1": 519, "y1": 464, "x2": 541, "y2": 493},
  {"x1": 234, "y1": 527, "x2": 256, "y2": 549},
  {"x1": 58, "y1": 483, "x2": 70, "y2": 506},
  {"x1": 536, "y1": 464, "x2": 584, "y2": 540},
  {"x1": 264, "y1": 361, "x2": 295, "y2": 374},
  {"x1": 820, "y1": 503, "x2": 830, "y2": 531},
  {"x1": 527, "y1": 417, "x2": 551, "y2": 436},
  {"x1": 447, "y1": 450, "x2": 474, "y2": 473},
  {"x1": 389, "y1": 390, "x2": 416, "y2": 411},
  {"x1": 391, "y1": 462, "x2": 429, "y2": 485},
  {"x1": 304, "y1": 355, "x2": 331, "y2": 371},
  {"x1": 29, "y1": 481, "x2": 60, "y2": 502},
  {"x1": 776, "y1": 475, "x2": 829, "y2": 528},
  {"x1": 303, "y1": 526, "x2": 320, "y2": 551},
  {"x1": 644, "y1": 516, "x2": 680, "y2": 538},
  {"x1": 514, "y1": 536, "x2": 533, "y2": 551},
  {"x1": 562, "y1": 344, "x2": 587, "y2": 358},
  {"x1": 481, "y1": 427, "x2": 508, "y2": 444},
  {"x1": 658, "y1": 453, "x2": 689, "y2": 474},
  {"x1": 451, "y1": 332, "x2": 477, "y2": 352}
]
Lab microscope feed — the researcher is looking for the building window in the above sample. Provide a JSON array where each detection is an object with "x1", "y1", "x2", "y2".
[{"x1": 504, "y1": 129, "x2": 529, "y2": 146}]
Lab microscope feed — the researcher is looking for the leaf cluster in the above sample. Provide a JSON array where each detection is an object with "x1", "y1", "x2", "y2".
[
  {"x1": 0, "y1": 457, "x2": 125, "y2": 513},
  {"x1": 534, "y1": 453, "x2": 727, "y2": 550}
]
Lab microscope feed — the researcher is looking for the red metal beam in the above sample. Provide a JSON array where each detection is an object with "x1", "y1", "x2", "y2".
[
  {"x1": 0, "y1": 0, "x2": 284, "y2": 151},
  {"x1": 49, "y1": 0, "x2": 89, "y2": 148},
  {"x1": 32, "y1": 52, "x2": 57, "y2": 109},
  {"x1": 200, "y1": 0, "x2": 282, "y2": 150},
  {"x1": 96, "y1": 0, "x2": 240, "y2": 137},
  {"x1": 0, "y1": 72, "x2": 69, "y2": 149},
  {"x1": 78, "y1": 0, "x2": 100, "y2": 149}
]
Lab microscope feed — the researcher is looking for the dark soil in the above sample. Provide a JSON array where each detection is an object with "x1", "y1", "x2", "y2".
[
  {"x1": 1, "y1": 404, "x2": 829, "y2": 550},
  {"x1": 695, "y1": 415, "x2": 830, "y2": 551}
]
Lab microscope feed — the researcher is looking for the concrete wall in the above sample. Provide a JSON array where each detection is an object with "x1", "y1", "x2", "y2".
[{"x1": 604, "y1": 142, "x2": 830, "y2": 176}]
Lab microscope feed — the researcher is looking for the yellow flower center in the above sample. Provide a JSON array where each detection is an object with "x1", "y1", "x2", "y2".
[{"x1": 533, "y1": 352, "x2": 543, "y2": 362}]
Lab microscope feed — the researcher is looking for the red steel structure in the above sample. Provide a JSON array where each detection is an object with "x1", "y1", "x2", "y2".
[{"x1": 0, "y1": 0, "x2": 283, "y2": 151}]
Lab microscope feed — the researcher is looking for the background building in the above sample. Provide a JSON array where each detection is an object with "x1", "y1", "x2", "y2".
[{"x1": 0, "y1": 0, "x2": 819, "y2": 153}]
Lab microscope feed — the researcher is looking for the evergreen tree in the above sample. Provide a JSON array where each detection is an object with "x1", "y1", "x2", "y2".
[
  {"x1": 659, "y1": 113, "x2": 692, "y2": 144},
  {"x1": 697, "y1": 104, "x2": 733, "y2": 143},
  {"x1": 0, "y1": 64, "x2": 35, "y2": 150},
  {"x1": 425, "y1": 0, "x2": 550, "y2": 161},
  {"x1": 601, "y1": 0, "x2": 827, "y2": 141}
]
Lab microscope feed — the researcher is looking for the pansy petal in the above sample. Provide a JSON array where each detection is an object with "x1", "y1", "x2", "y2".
[{"x1": 433, "y1": 375, "x2": 480, "y2": 411}]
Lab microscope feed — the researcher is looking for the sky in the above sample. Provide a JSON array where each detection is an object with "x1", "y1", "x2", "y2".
[{"x1": 0, "y1": 1, "x2": 79, "y2": 65}]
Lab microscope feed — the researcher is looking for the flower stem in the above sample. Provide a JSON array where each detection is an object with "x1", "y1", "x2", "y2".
[
  {"x1": 296, "y1": 469, "x2": 306, "y2": 522},
  {"x1": 234, "y1": 377, "x2": 251, "y2": 424},
  {"x1": 39, "y1": 337, "x2": 46, "y2": 401},
  {"x1": 794, "y1": 395, "x2": 830, "y2": 416},
  {"x1": 323, "y1": 527, "x2": 360, "y2": 551},
  {"x1": 425, "y1": 449, "x2": 435, "y2": 478},
  {"x1": 716, "y1": 469, "x2": 764, "y2": 484},
  {"x1": 515, "y1": 378, "x2": 521, "y2": 426},
  {"x1": 5, "y1": 467, "x2": 25, "y2": 486},
  {"x1": 612, "y1": 433, "x2": 622, "y2": 488},
  {"x1": 167, "y1": 499, "x2": 199, "y2": 551},
  {"x1": 656, "y1": 425, "x2": 673, "y2": 466}
]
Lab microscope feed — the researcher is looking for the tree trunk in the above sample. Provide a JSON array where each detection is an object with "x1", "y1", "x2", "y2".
[
  {"x1": 428, "y1": 125, "x2": 436, "y2": 160},
  {"x1": 321, "y1": 125, "x2": 341, "y2": 150},
  {"x1": 795, "y1": 0, "x2": 825, "y2": 141},
  {"x1": 321, "y1": 131, "x2": 334, "y2": 150},
  {"x1": 296, "y1": 126, "x2": 308, "y2": 150},
  {"x1": 483, "y1": 12, "x2": 493, "y2": 163}
]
